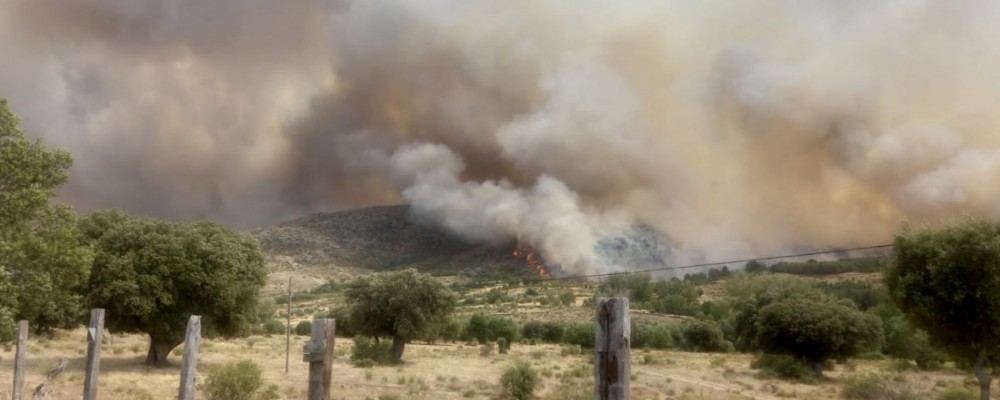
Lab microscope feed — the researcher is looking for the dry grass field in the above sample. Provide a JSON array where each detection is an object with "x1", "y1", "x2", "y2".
[{"x1": 0, "y1": 326, "x2": 984, "y2": 400}]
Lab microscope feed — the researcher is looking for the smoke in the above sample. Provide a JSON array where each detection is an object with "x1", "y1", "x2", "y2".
[{"x1": 3, "y1": 0, "x2": 1000, "y2": 274}]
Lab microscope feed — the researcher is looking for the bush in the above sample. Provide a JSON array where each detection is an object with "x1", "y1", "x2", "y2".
[
  {"x1": 351, "y1": 337, "x2": 391, "y2": 366},
  {"x1": 840, "y1": 373, "x2": 923, "y2": 400},
  {"x1": 294, "y1": 320, "x2": 312, "y2": 336},
  {"x1": 521, "y1": 321, "x2": 565, "y2": 343},
  {"x1": 751, "y1": 354, "x2": 816, "y2": 381},
  {"x1": 464, "y1": 313, "x2": 520, "y2": 344},
  {"x1": 632, "y1": 322, "x2": 674, "y2": 349},
  {"x1": 498, "y1": 337, "x2": 511, "y2": 354},
  {"x1": 563, "y1": 323, "x2": 593, "y2": 349},
  {"x1": 326, "y1": 306, "x2": 356, "y2": 337},
  {"x1": 261, "y1": 320, "x2": 284, "y2": 335},
  {"x1": 200, "y1": 360, "x2": 279, "y2": 400},
  {"x1": 679, "y1": 320, "x2": 730, "y2": 352},
  {"x1": 500, "y1": 360, "x2": 539, "y2": 400},
  {"x1": 937, "y1": 387, "x2": 976, "y2": 400}
]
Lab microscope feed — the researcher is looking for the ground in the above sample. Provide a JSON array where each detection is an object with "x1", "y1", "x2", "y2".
[{"x1": 0, "y1": 327, "x2": 985, "y2": 400}]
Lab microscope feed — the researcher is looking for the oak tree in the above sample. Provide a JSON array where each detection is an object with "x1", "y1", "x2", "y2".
[
  {"x1": 887, "y1": 217, "x2": 1000, "y2": 400},
  {"x1": 82, "y1": 210, "x2": 268, "y2": 366},
  {"x1": 345, "y1": 269, "x2": 456, "y2": 363}
]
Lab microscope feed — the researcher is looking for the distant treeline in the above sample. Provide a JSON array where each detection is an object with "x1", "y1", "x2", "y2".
[{"x1": 764, "y1": 257, "x2": 884, "y2": 275}]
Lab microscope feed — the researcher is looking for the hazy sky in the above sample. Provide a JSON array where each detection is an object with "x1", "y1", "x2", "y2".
[{"x1": 3, "y1": 0, "x2": 1000, "y2": 273}]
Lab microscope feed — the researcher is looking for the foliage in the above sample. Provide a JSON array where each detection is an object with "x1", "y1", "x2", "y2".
[
  {"x1": 0, "y1": 268, "x2": 15, "y2": 342},
  {"x1": 817, "y1": 281, "x2": 888, "y2": 312},
  {"x1": 751, "y1": 354, "x2": 817, "y2": 381},
  {"x1": 563, "y1": 322, "x2": 594, "y2": 349},
  {"x1": 769, "y1": 257, "x2": 884, "y2": 275},
  {"x1": 725, "y1": 273, "x2": 821, "y2": 351},
  {"x1": 200, "y1": 360, "x2": 279, "y2": 400},
  {"x1": 295, "y1": 320, "x2": 312, "y2": 336},
  {"x1": 886, "y1": 217, "x2": 1000, "y2": 400},
  {"x1": 521, "y1": 321, "x2": 565, "y2": 343},
  {"x1": 464, "y1": 313, "x2": 520, "y2": 344},
  {"x1": 839, "y1": 373, "x2": 924, "y2": 400},
  {"x1": 631, "y1": 321, "x2": 675, "y2": 349},
  {"x1": 345, "y1": 269, "x2": 456, "y2": 363},
  {"x1": 597, "y1": 274, "x2": 701, "y2": 316},
  {"x1": 936, "y1": 387, "x2": 976, "y2": 400},
  {"x1": 326, "y1": 306, "x2": 357, "y2": 337},
  {"x1": 871, "y1": 304, "x2": 945, "y2": 369},
  {"x1": 755, "y1": 294, "x2": 882, "y2": 374},
  {"x1": 351, "y1": 336, "x2": 392, "y2": 366},
  {"x1": 679, "y1": 319, "x2": 731, "y2": 352},
  {"x1": 82, "y1": 210, "x2": 268, "y2": 366},
  {"x1": 261, "y1": 320, "x2": 285, "y2": 335},
  {"x1": 0, "y1": 99, "x2": 92, "y2": 334},
  {"x1": 499, "y1": 360, "x2": 539, "y2": 400},
  {"x1": 497, "y1": 337, "x2": 510, "y2": 354}
]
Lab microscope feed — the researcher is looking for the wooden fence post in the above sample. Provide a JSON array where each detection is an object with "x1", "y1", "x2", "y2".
[
  {"x1": 595, "y1": 297, "x2": 630, "y2": 400},
  {"x1": 177, "y1": 315, "x2": 201, "y2": 400},
  {"x1": 304, "y1": 318, "x2": 335, "y2": 400},
  {"x1": 83, "y1": 308, "x2": 105, "y2": 400},
  {"x1": 12, "y1": 320, "x2": 27, "y2": 400},
  {"x1": 285, "y1": 275, "x2": 292, "y2": 374}
]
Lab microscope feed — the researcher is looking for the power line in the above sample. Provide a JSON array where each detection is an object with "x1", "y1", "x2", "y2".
[{"x1": 547, "y1": 243, "x2": 895, "y2": 281}]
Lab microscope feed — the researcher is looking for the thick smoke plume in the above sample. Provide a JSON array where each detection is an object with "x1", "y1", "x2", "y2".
[{"x1": 3, "y1": 0, "x2": 1000, "y2": 274}]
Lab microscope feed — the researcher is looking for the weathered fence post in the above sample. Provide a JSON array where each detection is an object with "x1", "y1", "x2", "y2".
[
  {"x1": 177, "y1": 315, "x2": 201, "y2": 400},
  {"x1": 595, "y1": 297, "x2": 630, "y2": 400},
  {"x1": 285, "y1": 275, "x2": 292, "y2": 374},
  {"x1": 31, "y1": 358, "x2": 68, "y2": 400},
  {"x1": 12, "y1": 320, "x2": 28, "y2": 400},
  {"x1": 83, "y1": 308, "x2": 105, "y2": 400},
  {"x1": 303, "y1": 318, "x2": 335, "y2": 400}
]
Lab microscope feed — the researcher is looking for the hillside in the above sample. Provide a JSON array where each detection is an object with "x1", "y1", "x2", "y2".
[{"x1": 253, "y1": 205, "x2": 529, "y2": 284}]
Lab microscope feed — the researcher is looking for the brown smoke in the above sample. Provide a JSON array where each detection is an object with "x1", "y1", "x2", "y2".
[{"x1": 3, "y1": 0, "x2": 1000, "y2": 273}]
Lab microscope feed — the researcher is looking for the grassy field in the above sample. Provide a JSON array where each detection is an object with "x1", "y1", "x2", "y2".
[{"x1": 0, "y1": 328, "x2": 982, "y2": 400}]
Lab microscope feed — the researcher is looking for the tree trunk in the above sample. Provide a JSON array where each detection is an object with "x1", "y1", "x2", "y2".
[
  {"x1": 145, "y1": 336, "x2": 182, "y2": 367},
  {"x1": 975, "y1": 352, "x2": 992, "y2": 400},
  {"x1": 390, "y1": 335, "x2": 406, "y2": 364}
]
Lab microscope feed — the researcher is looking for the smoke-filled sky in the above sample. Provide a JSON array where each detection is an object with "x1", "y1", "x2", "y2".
[{"x1": 3, "y1": 0, "x2": 1000, "y2": 274}]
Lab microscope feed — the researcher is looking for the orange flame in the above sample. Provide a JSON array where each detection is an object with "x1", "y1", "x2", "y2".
[{"x1": 512, "y1": 245, "x2": 552, "y2": 279}]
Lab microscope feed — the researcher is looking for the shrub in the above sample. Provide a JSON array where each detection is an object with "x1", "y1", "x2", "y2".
[
  {"x1": 563, "y1": 323, "x2": 594, "y2": 349},
  {"x1": 200, "y1": 360, "x2": 279, "y2": 400},
  {"x1": 294, "y1": 320, "x2": 312, "y2": 336},
  {"x1": 936, "y1": 387, "x2": 976, "y2": 400},
  {"x1": 464, "y1": 313, "x2": 520, "y2": 344},
  {"x1": 632, "y1": 322, "x2": 674, "y2": 349},
  {"x1": 351, "y1": 337, "x2": 391, "y2": 366},
  {"x1": 751, "y1": 354, "x2": 816, "y2": 381},
  {"x1": 498, "y1": 337, "x2": 511, "y2": 354},
  {"x1": 500, "y1": 360, "x2": 539, "y2": 400},
  {"x1": 326, "y1": 306, "x2": 356, "y2": 337},
  {"x1": 840, "y1": 373, "x2": 923, "y2": 400},
  {"x1": 261, "y1": 320, "x2": 284, "y2": 335},
  {"x1": 679, "y1": 320, "x2": 730, "y2": 352},
  {"x1": 522, "y1": 321, "x2": 565, "y2": 343}
]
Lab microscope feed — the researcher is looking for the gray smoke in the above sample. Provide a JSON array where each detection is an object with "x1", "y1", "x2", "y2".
[{"x1": 3, "y1": 0, "x2": 1000, "y2": 274}]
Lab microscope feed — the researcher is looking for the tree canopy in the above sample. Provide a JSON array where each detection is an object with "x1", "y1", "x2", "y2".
[
  {"x1": 345, "y1": 268, "x2": 456, "y2": 363},
  {"x1": 81, "y1": 209, "x2": 268, "y2": 366},
  {"x1": 755, "y1": 293, "x2": 882, "y2": 375},
  {"x1": 0, "y1": 98, "x2": 92, "y2": 336},
  {"x1": 886, "y1": 217, "x2": 1000, "y2": 400}
]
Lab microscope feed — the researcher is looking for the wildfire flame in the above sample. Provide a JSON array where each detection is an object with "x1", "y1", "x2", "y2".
[{"x1": 512, "y1": 245, "x2": 552, "y2": 279}]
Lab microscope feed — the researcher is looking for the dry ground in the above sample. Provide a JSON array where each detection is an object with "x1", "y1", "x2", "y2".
[{"x1": 0, "y1": 328, "x2": 985, "y2": 400}]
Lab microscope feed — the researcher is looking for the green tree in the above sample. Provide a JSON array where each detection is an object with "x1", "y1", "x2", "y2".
[
  {"x1": 755, "y1": 294, "x2": 882, "y2": 375},
  {"x1": 82, "y1": 210, "x2": 268, "y2": 366},
  {"x1": 345, "y1": 269, "x2": 457, "y2": 363},
  {"x1": 0, "y1": 267, "x2": 16, "y2": 342},
  {"x1": 886, "y1": 217, "x2": 1000, "y2": 400},
  {"x1": 0, "y1": 98, "x2": 92, "y2": 334}
]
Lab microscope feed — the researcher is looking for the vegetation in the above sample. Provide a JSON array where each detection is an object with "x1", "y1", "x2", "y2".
[
  {"x1": 81, "y1": 210, "x2": 268, "y2": 366},
  {"x1": 344, "y1": 268, "x2": 457, "y2": 363},
  {"x1": 351, "y1": 336, "x2": 392, "y2": 366},
  {"x1": 839, "y1": 373, "x2": 922, "y2": 400},
  {"x1": 294, "y1": 320, "x2": 312, "y2": 336},
  {"x1": 200, "y1": 360, "x2": 278, "y2": 400},
  {"x1": 887, "y1": 217, "x2": 1000, "y2": 400},
  {"x1": 756, "y1": 294, "x2": 882, "y2": 375},
  {"x1": 499, "y1": 360, "x2": 539, "y2": 400},
  {"x1": 465, "y1": 313, "x2": 520, "y2": 344},
  {"x1": 0, "y1": 99, "x2": 92, "y2": 336},
  {"x1": 769, "y1": 257, "x2": 884, "y2": 275}
]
